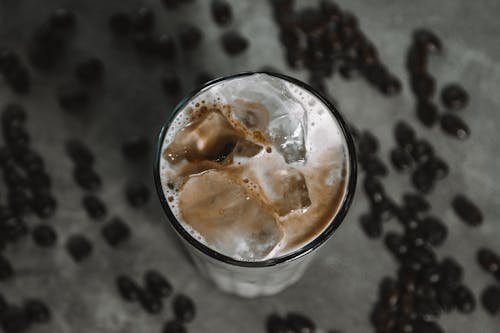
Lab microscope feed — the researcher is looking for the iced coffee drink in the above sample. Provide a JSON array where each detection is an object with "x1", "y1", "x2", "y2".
[{"x1": 155, "y1": 72, "x2": 356, "y2": 297}]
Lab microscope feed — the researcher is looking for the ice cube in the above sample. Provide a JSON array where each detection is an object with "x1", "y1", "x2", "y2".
[
  {"x1": 232, "y1": 99, "x2": 270, "y2": 131},
  {"x1": 178, "y1": 170, "x2": 283, "y2": 260},
  {"x1": 259, "y1": 167, "x2": 311, "y2": 216}
]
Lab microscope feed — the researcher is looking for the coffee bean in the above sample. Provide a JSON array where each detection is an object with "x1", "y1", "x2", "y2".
[
  {"x1": 125, "y1": 183, "x2": 150, "y2": 208},
  {"x1": 385, "y1": 232, "x2": 408, "y2": 260},
  {"x1": 371, "y1": 198, "x2": 395, "y2": 222},
  {"x1": 477, "y1": 248, "x2": 500, "y2": 274},
  {"x1": 173, "y1": 294, "x2": 196, "y2": 322},
  {"x1": 2, "y1": 104, "x2": 26, "y2": 126},
  {"x1": 360, "y1": 213, "x2": 382, "y2": 238},
  {"x1": 0, "y1": 255, "x2": 14, "y2": 281},
  {"x1": 406, "y1": 44, "x2": 428, "y2": 74},
  {"x1": 409, "y1": 244, "x2": 436, "y2": 267},
  {"x1": 58, "y1": 84, "x2": 89, "y2": 111},
  {"x1": 162, "y1": 0, "x2": 180, "y2": 10},
  {"x1": 3, "y1": 123, "x2": 30, "y2": 148},
  {"x1": 423, "y1": 156, "x2": 449, "y2": 180},
  {"x1": 163, "y1": 320, "x2": 186, "y2": 333},
  {"x1": 363, "y1": 176, "x2": 385, "y2": 204},
  {"x1": 73, "y1": 165, "x2": 101, "y2": 191},
  {"x1": 379, "y1": 76, "x2": 402, "y2": 96},
  {"x1": 440, "y1": 113, "x2": 469, "y2": 140},
  {"x1": 413, "y1": 28, "x2": 442, "y2": 53},
  {"x1": 24, "y1": 299, "x2": 50, "y2": 323},
  {"x1": 101, "y1": 217, "x2": 131, "y2": 247},
  {"x1": 393, "y1": 121, "x2": 416, "y2": 150},
  {"x1": 296, "y1": 8, "x2": 324, "y2": 33},
  {"x1": 177, "y1": 24, "x2": 202, "y2": 50},
  {"x1": 157, "y1": 34, "x2": 177, "y2": 61},
  {"x1": 440, "y1": 257, "x2": 463, "y2": 290},
  {"x1": 451, "y1": 194, "x2": 483, "y2": 226},
  {"x1": 144, "y1": 270, "x2": 172, "y2": 298},
  {"x1": 410, "y1": 139, "x2": 434, "y2": 164},
  {"x1": 419, "y1": 264, "x2": 442, "y2": 285},
  {"x1": 211, "y1": 0, "x2": 232, "y2": 26},
  {"x1": 0, "y1": 50, "x2": 21, "y2": 74},
  {"x1": 363, "y1": 62, "x2": 388, "y2": 88},
  {"x1": 410, "y1": 72, "x2": 435, "y2": 99},
  {"x1": 1, "y1": 215, "x2": 29, "y2": 241},
  {"x1": 49, "y1": 8, "x2": 76, "y2": 31},
  {"x1": 139, "y1": 290, "x2": 163, "y2": 314},
  {"x1": 65, "y1": 139, "x2": 94, "y2": 167},
  {"x1": 1, "y1": 306, "x2": 30, "y2": 333},
  {"x1": 416, "y1": 99, "x2": 439, "y2": 127},
  {"x1": 221, "y1": 31, "x2": 249, "y2": 56},
  {"x1": 132, "y1": 7, "x2": 155, "y2": 32},
  {"x1": 454, "y1": 285, "x2": 476, "y2": 313},
  {"x1": 266, "y1": 314, "x2": 288, "y2": 333},
  {"x1": 286, "y1": 312, "x2": 315, "y2": 333},
  {"x1": 437, "y1": 285, "x2": 455, "y2": 312},
  {"x1": 109, "y1": 12, "x2": 132, "y2": 35},
  {"x1": 162, "y1": 72, "x2": 182, "y2": 96},
  {"x1": 338, "y1": 61, "x2": 358, "y2": 79},
  {"x1": 121, "y1": 135, "x2": 150, "y2": 160},
  {"x1": 82, "y1": 194, "x2": 107, "y2": 220},
  {"x1": 116, "y1": 275, "x2": 141, "y2": 302},
  {"x1": 370, "y1": 303, "x2": 396, "y2": 331},
  {"x1": 15, "y1": 149, "x2": 44, "y2": 174},
  {"x1": 390, "y1": 147, "x2": 413, "y2": 172},
  {"x1": 413, "y1": 318, "x2": 444, "y2": 333},
  {"x1": 3, "y1": 66, "x2": 31, "y2": 94},
  {"x1": 0, "y1": 293, "x2": 7, "y2": 313},
  {"x1": 32, "y1": 192, "x2": 56, "y2": 219},
  {"x1": 378, "y1": 277, "x2": 399, "y2": 308},
  {"x1": 361, "y1": 155, "x2": 388, "y2": 177},
  {"x1": 481, "y1": 285, "x2": 500, "y2": 315},
  {"x1": 133, "y1": 33, "x2": 158, "y2": 54},
  {"x1": 32, "y1": 224, "x2": 57, "y2": 247},
  {"x1": 358, "y1": 131, "x2": 379, "y2": 156},
  {"x1": 75, "y1": 57, "x2": 104, "y2": 84},
  {"x1": 417, "y1": 216, "x2": 447, "y2": 247},
  {"x1": 411, "y1": 166, "x2": 434, "y2": 194},
  {"x1": 441, "y1": 83, "x2": 468, "y2": 111},
  {"x1": 66, "y1": 234, "x2": 92, "y2": 262},
  {"x1": 403, "y1": 193, "x2": 430, "y2": 215}
]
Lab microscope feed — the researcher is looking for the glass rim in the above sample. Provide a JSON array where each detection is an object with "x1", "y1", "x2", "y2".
[{"x1": 153, "y1": 71, "x2": 357, "y2": 268}]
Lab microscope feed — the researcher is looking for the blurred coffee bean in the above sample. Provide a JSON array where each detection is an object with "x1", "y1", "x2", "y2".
[
  {"x1": 139, "y1": 290, "x2": 163, "y2": 314},
  {"x1": 82, "y1": 194, "x2": 107, "y2": 220},
  {"x1": 1, "y1": 215, "x2": 28, "y2": 242},
  {"x1": 296, "y1": 8, "x2": 324, "y2": 33},
  {"x1": 1, "y1": 306, "x2": 29, "y2": 333},
  {"x1": 157, "y1": 34, "x2": 177, "y2": 61},
  {"x1": 477, "y1": 248, "x2": 500, "y2": 275},
  {"x1": 403, "y1": 193, "x2": 430, "y2": 215},
  {"x1": 24, "y1": 299, "x2": 50, "y2": 323},
  {"x1": 132, "y1": 7, "x2": 155, "y2": 32},
  {"x1": 454, "y1": 285, "x2": 476, "y2": 313},
  {"x1": 3, "y1": 66, "x2": 31, "y2": 94},
  {"x1": 358, "y1": 131, "x2": 379, "y2": 155},
  {"x1": 0, "y1": 255, "x2": 14, "y2": 280},
  {"x1": 416, "y1": 99, "x2": 439, "y2": 127},
  {"x1": 177, "y1": 24, "x2": 202, "y2": 50},
  {"x1": 437, "y1": 285, "x2": 456, "y2": 312},
  {"x1": 211, "y1": 0, "x2": 232, "y2": 26},
  {"x1": 221, "y1": 31, "x2": 249, "y2": 56},
  {"x1": 162, "y1": 72, "x2": 182, "y2": 96},
  {"x1": 73, "y1": 165, "x2": 101, "y2": 191},
  {"x1": 286, "y1": 312, "x2": 315, "y2": 333},
  {"x1": 363, "y1": 176, "x2": 385, "y2": 204},
  {"x1": 410, "y1": 139, "x2": 434, "y2": 164},
  {"x1": 163, "y1": 320, "x2": 186, "y2": 333},
  {"x1": 361, "y1": 155, "x2": 388, "y2": 177},
  {"x1": 116, "y1": 275, "x2": 141, "y2": 302},
  {"x1": 125, "y1": 183, "x2": 150, "y2": 208},
  {"x1": 133, "y1": 33, "x2": 158, "y2": 54},
  {"x1": 49, "y1": 8, "x2": 76, "y2": 31},
  {"x1": 452, "y1": 195, "x2": 483, "y2": 226},
  {"x1": 144, "y1": 270, "x2": 172, "y2": 298},
  {"x1": 8, "y1": 186, "x2": 33, "y2": 215},
  {"x1": 441, "y1": 83, "x2": 468, "y2": 111},
  {"x1": 162, "y1": 0, "x2": 181, "y2": 10},
  {"x1": 413, "y1": 28, "x2": 442, "y2": 53},
  {"x1": 121, "y1": 135, "x2": 150, "y2": 160},
  {"x1": 418, "y1": 216, "x2": 447, "y2": 247},
  {"x1": 58, "y1": 84, "x2": 90, "y2": 111},
  {"x1": 481, "y1": 285, "x2": 500, "y2": 315},
  {"x1": 379, "y1": 76, "x2": 402, "y2": 96},
  {"x1": 359, "y1": 213, "x2": 382, "y2": 238},
  {"x1": 173, "y1": 294, "x2": 196, "y2": 322},
  {"x1": 440, "y1": 113, "x2": 469, "y2": 140},
  {"x1": 66, "y1": 234, "x2": 92, "y2": 262},
  {"x1": 410, "y1": 71, "x2": 435, "y2": 99},
  {"x1": 32, "y1": 224, "x2": 57, "y2": 247},
  {"x1": 411, "y1": 166, "x2": 434, "y2": 194},
  {"x1": 2, "y1": 104, "x2": 26, "y2": 126},
  {"x1": 32, "y1": 192, "x2": 56, "y2": 218},
  {"x1": 390, "y1": 147, "x2": 413, "y2": 172},
  {"x1": 65, "y1": 139, "x2": 94, "y2": 167},
  {"x1": 440, "y1": 257, "x2": 463, "y2": 290},
  {"x1": 101, "y1": 217, "x2": 131, "y2": 247},
  {"x1": 406, "y1": 44, "x2": 427, "y2": 74},
  {"x1": 266, "y1": 313, "x2": 288, "y2": 333},
  {"x1": 422, "y1": 156, "x2": 449, "y2": 180},
  {"x1": 393, "y1": 121, "x2": 416, "y2": 150},
  {"x1": 75, "y1": 57, "x2": 104, "y2": 84},
  {"x1": 109, "y1": 12, "x2": 132, "y2": 35},
  {"x1": 385, "y1": 232, "x2": 408, "y2": 260}
]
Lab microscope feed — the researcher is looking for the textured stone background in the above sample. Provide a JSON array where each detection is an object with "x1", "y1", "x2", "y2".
[{"x1": 0, "y1": 0, "x2": 499, "y2": 332}]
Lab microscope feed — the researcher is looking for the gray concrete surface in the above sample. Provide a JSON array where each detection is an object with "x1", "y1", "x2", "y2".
[{"x1": 0, "y1": 0, "x2": 499, "y2": 332}]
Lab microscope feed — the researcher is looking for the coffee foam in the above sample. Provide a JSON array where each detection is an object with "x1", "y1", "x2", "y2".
[{"x1": 159, "y1": 74, "x2": 349, "y2": 261}]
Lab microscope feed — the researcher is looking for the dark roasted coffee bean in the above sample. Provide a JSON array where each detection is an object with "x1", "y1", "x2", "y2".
[
  {"x1": 420, "y1": 263, "x2": 441, "y2": 285},
  {"x1": 390, "y1": 147, "x2": 413, "y2": 172},
  {"x1": 1, "y1": 306, "x2": 29, "y2": 333},
  {"x1": 66, "y1": 234, "x2": 92, "y2": 262},
  {"x1": 379, "y1": 277, "x2": 399, "y2": 308},
  {"x1": 102, "y1": 217, "x2": 131, "y2": 247},
  {"x1": 32, "y1": 192, "x2": 56, "y2": 218},
  {"x1": 32, "y1": 224, "x2": 57, "y2": 247},
  {"x1": 370, "y1": 303, "x2": 396, "y2": 331},
  {"x1": 221, "y1": 31, "x2": 249, "y2": 56},
  {"x1": 157, "y1": 34, "x2": 177, "y2": 61},
  {"x1": 338, "y1": 61, "x2": 358, "y2": 79},
  {"x1": 266, "y1": 313, "x2": 288, "y2": 333},
  {"x1": 121, "y1": 135, "x2": 150, "y2": 159},
  {"x1": 406, "y1": 44, "x2": 427, "y2": 74},
  {"x1": 173, "y1": 294, "x2": 195, "y2": 322},
  {"x1": 65, "y1": 139, "x2": 94, "y2": 167},
  {"x1": 403, "y1": 192, "x2": 430, "y2": 214},
  {"x1": 162, "y1": 72, "x2": 182, "y2": 96},
  {"x1": 423, "y1": 156, "x2": 449, "y2": 180},
  {"x1": 8, "y1": 186, "x2": 32, "y2": 215},
  {"x1": 440, "y1": 257, "x2": 463, "y2": 290},
  {"x1": 454, "y1": 285, "x2": 476, "y2": 313},
  {"x1": 49, "y1": 8, "x2": 76, "y2": 30},
  {"x1": 4, "y1": 66, "x2": 31, "y2": 94},
  {"x1": 163, "y1": 320, "x2": 186, "y2": 333},
  {"x1": 0, "y1": 50, "x2": 21, "y2": 73},
  {"x1": 477, "y1": 248, "x2": 500, "y2": 274},
  {"x1": 211, "y1": 0, "x2": 232, "y2": 26},
  {"x1": 437, "y1": 285, "x2": 455, "y2": 312},
  {"x1": 441, "y1": 83, "x2": 468, "y2": 111},
  {"x1": 177, "y1": 24, "x2": 202, "y2": 50},
  {"x1": 0, "y1": 255, "x2": 14, "y2": 280},
  {"x1": 359, "y1": 213, "x2": 381, "y2": 238},
  {"x1": 279, "y1": 27, "x2": 301, "y2": 48},
  {"x1": 415, "y1": 294, "x2": 441, "y2": 318},
  {"x1": 358, "y1": 131, "x2": 378, "y2": 156},
  {"x1": 296, "y1": 8, "x2": 324, "y2": 33},
  {"x1": 410, "y1": 72, "x2": 435, "y2": 99},
  {"x1": 139, "y1": 291, "x2": 163, "y2": 314},
  {"x1": 379, "y1": 76, "x2": 402, "y2": 96},
  {"x1": 385, "y1": 232, "x2": 408, "y2": 260},
  {"x1": 360, "y1": 155, "x2": 388, "y2": 177},
  {"x1": 481, "y1": 285, "x2": 500, "y2": 315},
  {"x1": 1, "y1": 215, "x2": 28, "y2": 241},
  {"x1": 409, "y1": 244, "x2": 436, "y2": 267},
  {"x1": 15, "y1": 150, "x2": 43, "y2": 174},
  {"x1": 132, "y1": 7, "x2": 155, "y2": 32},
  {"x1": 286, "y1": 312, "x2": 315, "y2": 333},
  {"x1": 2, "y1": 104, "x2": 26, "y2": 126},
  {"x1": 440, "y1": 113, "x2": 469, "y2": 140},
  {"x1": 58, "y1": 84, "x2": 89, "y2": 111},
  {"x1": 109, "y1": 12, "x2": 132, "y2": 35},
  {"x1": 116, "y1": 275, "x2": 141, "y2": 302},
  {"x1": 363, "y1": 62, "x2": 388, "y2": 87},
  {"x1": 24, "y1": 299, "x2": 50, "y2": 323},
  {"x1": 416, "y1": 99, "x2": 439, "y2": 127},
  {"x1": 82, "y1": 194, "x2": 107, "y2": 219},
  {"x1": 418, "y1": 216, "x2": 447, "y2": 246},
  {"x1": 133, "y1": 33, "x2": 158, "y2": 54},
  {"x1": 411, "y1": 166, "x2": 434, "y2": 194},
  {"x1": 452, "y1": 194, "x2": 482, "y2": 226},
  {"x1": 363, "y1": 176, "x2": 385, "y2": 204},
  {"x1": 73, "y1": 165, "x2": 101, "y2": 191},
  {"x1": 410, "y1": 140, "x2": 434, "y2": 163},
  {"x1": 394, "y1": 121, "x2": 416, "y2": 150},
  {"x1": 126, "y1": 183, "x2": 150, "y2": 208},
  {"x1": 0, "y1": 293, "x2": 7, "y2": 313},
  {"x1": 194, "y1": 72, "x2": 214, "y2": 87},
  {"x1": 162, "y1": 0, "x2": 180, "y2": 9},
  {"x1": 145, "y1": 270, "x2": 172, "y2": 298},
  {"x1": 371, "y1": 198, "x2": 395, "y2": 222},
  {"x1": 3, "y1": 122, "x2": 30, "y2": 147},
  {"x1": 395, "y1": 206, "x2": 419, "y2": 230},
  {"x1": 413, "y1": 28, "x2": 442, "y2": 53},
  {"x1": 75, "y1": 58, "x2": 104, "y2": 84}
]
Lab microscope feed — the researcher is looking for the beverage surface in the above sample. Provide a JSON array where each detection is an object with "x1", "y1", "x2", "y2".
[{"x1": 159, "y1": 74, "x2": 350, "y2": 261}]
